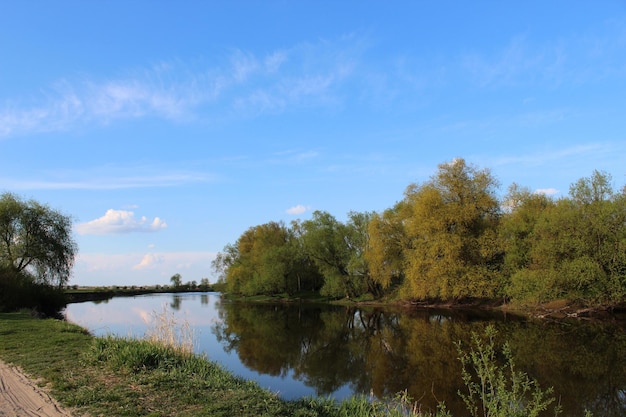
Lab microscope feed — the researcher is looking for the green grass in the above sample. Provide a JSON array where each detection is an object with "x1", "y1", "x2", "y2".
[{"x1": 0, "y1": 312, "x2": 448, "y2": 417}]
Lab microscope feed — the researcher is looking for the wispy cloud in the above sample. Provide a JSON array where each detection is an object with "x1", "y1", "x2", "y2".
[
  {"x1": 75, "y1": 209, "x2": 167, "y2": 235},
  {"x1": 270, "y1": 149, "x2": 320, "y2": 165},
  {"x1": 1, "y1": 167, "x2": 212, "y2": 191},
  {"x1": 463, "y1": 35, "x2": 565, "y2": 87},
  {"x1": 491, "y1": 143, "x2": 610, "y2": 168},
  {"x1": 0, "y1": 37, "x2": 363, "y2": 138},
  {"x1": 462, "y1": 19, "x2": 626, "y2": 89}
]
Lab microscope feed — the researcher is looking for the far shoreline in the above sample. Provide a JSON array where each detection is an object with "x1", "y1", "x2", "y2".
[{"x1": 76, "y1": 287, "x2": 626, "y2": 324}]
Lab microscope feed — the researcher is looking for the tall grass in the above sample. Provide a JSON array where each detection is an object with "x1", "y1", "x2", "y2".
[{"x1": 143, "y1": 303, "x2": 196, "y2": 355}]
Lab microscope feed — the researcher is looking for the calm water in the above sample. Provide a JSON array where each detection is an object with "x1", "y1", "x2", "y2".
[{"x1": 64, "y1": 292, "x2": 626, "y2": 417}]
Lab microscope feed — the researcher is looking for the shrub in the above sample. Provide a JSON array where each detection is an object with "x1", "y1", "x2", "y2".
[
  {"x1": 0, "y1": 268, "x2": 67, "y2": 316},
  {"x1": 457, "y1": 325, "x2": 561, "y2": 417}
]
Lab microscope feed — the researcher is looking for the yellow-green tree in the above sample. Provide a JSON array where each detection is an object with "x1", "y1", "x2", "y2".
[
  {"x1": 212, "y1": 221, "x2": 324, "y2": 296},
  {"x1": 399, "y1": 158, "x2": 502, "y2": 300},
  {"x1": 365, "y1": 202, "x2": 410, "y2": 292},
  {"x1": 212, "y1": 222, "x2": 289, "y2": 295}
]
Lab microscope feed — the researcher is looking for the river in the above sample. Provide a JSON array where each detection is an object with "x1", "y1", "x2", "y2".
[{"x1": 64, "y1": 292, "x2": 626, "y2": 417}]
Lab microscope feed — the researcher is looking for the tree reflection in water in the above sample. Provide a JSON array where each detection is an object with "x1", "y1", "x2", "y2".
[{"x1": 212, "y1": 300, "x2": 626, "y2": 417}]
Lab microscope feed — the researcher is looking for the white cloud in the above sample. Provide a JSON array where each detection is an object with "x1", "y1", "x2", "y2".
[
  {"x1": 133, "y1": 253, "x2": 164, "y2": 270},
  {"x1": 75, "y1": 209, "x2": 167, "y2": 235},
  {"x1": 286, "y1": 204, "x2": 310, "y2": 215},
  {"x1": 534, "y1": 188, "x2": 559, "y2": 196}
]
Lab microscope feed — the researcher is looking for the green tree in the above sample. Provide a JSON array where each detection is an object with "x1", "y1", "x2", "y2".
[
  {"x1": 345, "y1": 211, "x2": 382, "y2": 296},
  {"x1": 515, "y1": 171, "x2": 626, "y2": 305},
  {"x1": 499, "y1": 184, "x2": 554, "y2": 276},
  {"x1": 286, "y1": 220, "x2": 324, "y2": 293},
  {"x1": 199, "y1": 277, "x2": 211, "y2": 290},
  {"x1": 0, "y1": 192, "x2": 77, "y2": 287},
  {"x1": 212, "y1": 221, "x2": 301, "y2": 296},
  {"x1": 499, "y1": 184, "x2": 555, "y2": 304},
  {"x1": 400, "y1": 159, "x2": 502, "y2": 300},
  {"x1": 170, "y1": 273, "x2": 182, "y2": 288},
  {"x1": 301, "y1": 211, "x2": 371, "y2": 298},
  {"x1": 506, "y1": 171, "x2": 626, "y2": 305}
]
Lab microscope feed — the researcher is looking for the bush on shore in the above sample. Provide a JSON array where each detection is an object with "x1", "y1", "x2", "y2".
[{"x1": 0, "y1": 268, "x2": 67, "y2": 316}]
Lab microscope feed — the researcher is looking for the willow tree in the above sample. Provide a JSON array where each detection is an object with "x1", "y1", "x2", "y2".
[
  {"x1": 0, "y1": 192, "x2": 77, "y2": 288},
  {"x1": 365, "y1": 202, "x2": 409, "y2": 293},
  {"x1": 399, "y1": 159, "x2": 502, "y2": 300},
  {"x1": 212, "y1": 221, "x2": 293, "y2": 296},
  {"x1": 301, "y1": 210, "x2": 374, "y2": 298}
]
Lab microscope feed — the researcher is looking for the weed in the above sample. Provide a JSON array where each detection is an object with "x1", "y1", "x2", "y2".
[{"x1": 457, "y1": 325, "x2": 561, "y2": 417}]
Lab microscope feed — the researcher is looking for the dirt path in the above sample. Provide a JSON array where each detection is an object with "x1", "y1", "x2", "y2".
[{"x1": 0, "y1": 360, "x2": 75, "y2": 417}]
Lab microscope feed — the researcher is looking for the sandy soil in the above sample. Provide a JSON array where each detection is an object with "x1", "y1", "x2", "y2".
[{"x1": 0, "y1": 360, "x2": 75, "y2": 417}]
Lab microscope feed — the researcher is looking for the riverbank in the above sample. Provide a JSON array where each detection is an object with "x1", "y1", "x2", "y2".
[
  {"x1": 64, "y1": 286, "x2": 220, "y2": 304},
  {"x1": 0, "y1": 312, "x2": 449, "y2": 417},
  {"x1": 221, "y1": 291, "x2": 626, "y2": 323}
]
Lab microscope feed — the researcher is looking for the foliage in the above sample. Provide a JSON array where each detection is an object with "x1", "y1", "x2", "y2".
[
  {"x1": 0, "y1": 267, "x2": 67, "y2": 315},
  {"x1": 395, "y1": 159, "x2": 502, "y2": 300},
  {"x1": 365, "y1": 202, "x2": 410, "y2": 293},
  {"x1": 504, "y1": 171, "x2": 626, "y2": 305},
  {"x1": 213, "y1": 160, "x2": 626, "y2": 308},
  {"x1": 301, "y1": 211, "x2": 373, "y2": 298},
  {"x1": 457, "y1": 325, "x2": 561, "y2": 417},
  {"x1": 0, "y1": 193, "x2": 77, "y2": 288},
  {"x1": 212, "y1": 221, "x2": 324, "y2": 296}
]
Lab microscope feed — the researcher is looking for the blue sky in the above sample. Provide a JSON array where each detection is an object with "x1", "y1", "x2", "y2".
[{"x1": 2, "y1": 1, "x2": 626, "y2": 286}]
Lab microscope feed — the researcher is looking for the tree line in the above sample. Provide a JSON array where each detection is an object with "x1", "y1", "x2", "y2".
[{"x1": 212, "y1": 158, "x2": 626, "y2": 307}]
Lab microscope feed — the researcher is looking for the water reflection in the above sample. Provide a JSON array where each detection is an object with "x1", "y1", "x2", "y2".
[{"x1": 65, "y1": 293, "x2": 626, "y2": 417}]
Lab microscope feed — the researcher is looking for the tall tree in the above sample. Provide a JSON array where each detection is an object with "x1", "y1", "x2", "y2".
[
  {"x1": 506, "y1": 171, "x2": 626, "y2": 305},
  {"x1": 213, "y1": 221, "x2": 300, "y2": 296},
  {"x1": 170, "y1": 273, "x2": 182, "y2": 288},
  {"x1": 366, "y1": 202, "x2": 409, "y2": 293},
  {"x1": 0, "y1": 193, "x2": 77, "y2": 287},
  {"x1": 287, "y1": 220, "x2": 324, "y2": 294},
  {"x1": 301, "y1": 211, "x2": 370, "y2": 298},
  {"x1": 400, "y1": 159, "x2": 502, "y2": 300},
  {"x1": 499, "y1": 183, "x2": 554, "y2": 276},
  {"x1": 344, "y1": 211, "x2": 378, "y2": 296}
]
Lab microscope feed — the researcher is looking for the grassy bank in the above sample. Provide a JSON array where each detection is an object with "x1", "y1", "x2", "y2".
[{"x1": 0, "y1": 312, "x2": 454, "y2": 417}]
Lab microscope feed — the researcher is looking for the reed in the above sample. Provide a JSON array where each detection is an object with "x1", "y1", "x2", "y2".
[{"x1": 143, "y1": 303, "x2": 196, "y2": 355}]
